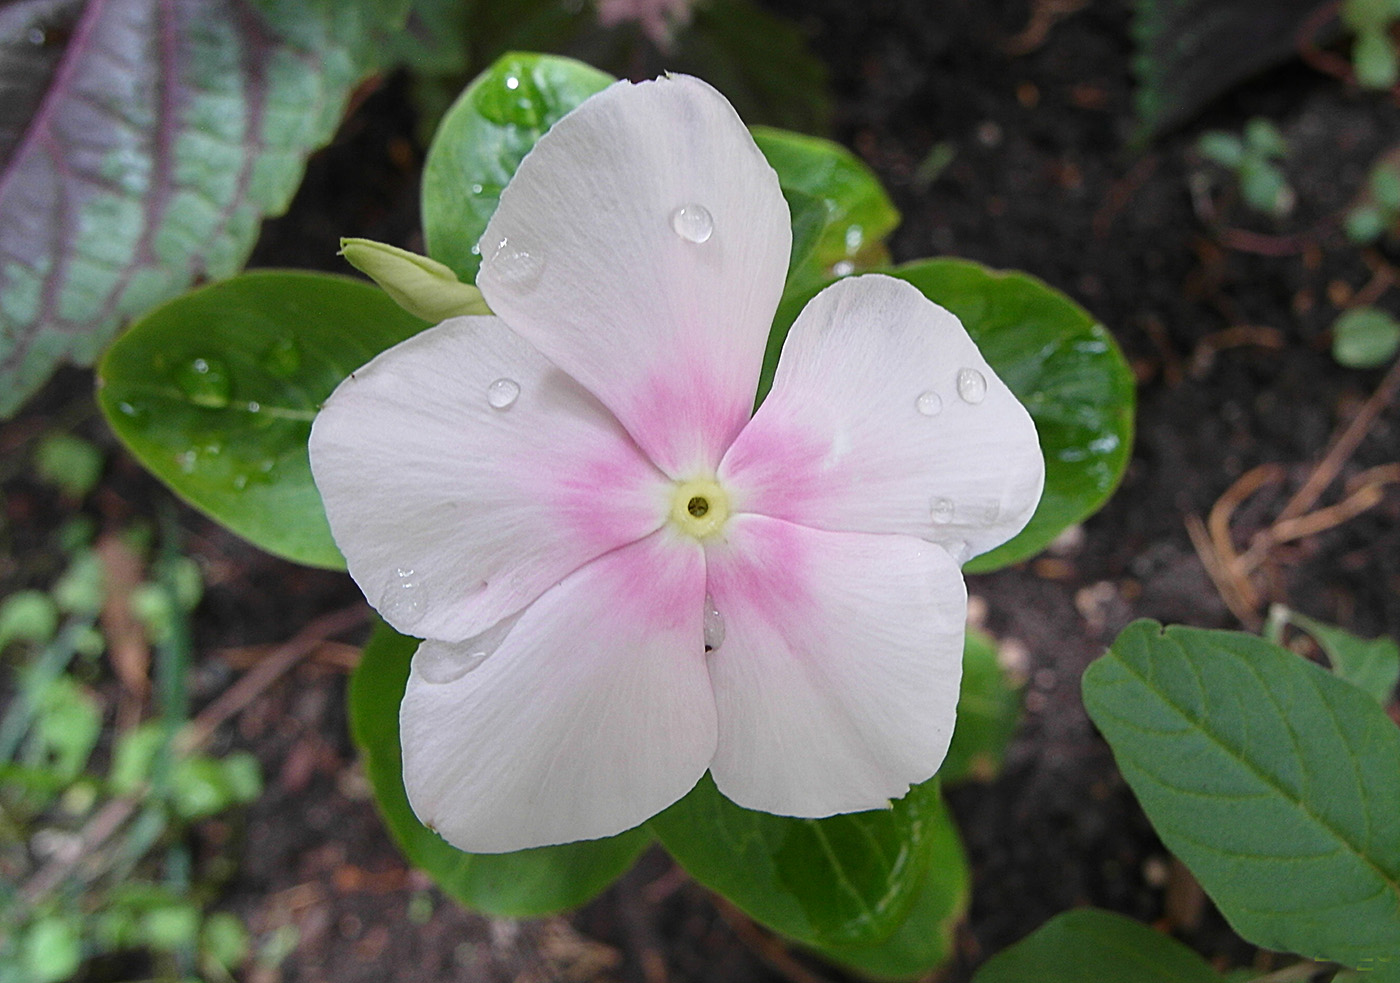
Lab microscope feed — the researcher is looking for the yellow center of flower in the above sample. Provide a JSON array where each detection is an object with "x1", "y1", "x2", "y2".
[{"x1": 670, "y1": 477, "x2": 730, "y2": 540}]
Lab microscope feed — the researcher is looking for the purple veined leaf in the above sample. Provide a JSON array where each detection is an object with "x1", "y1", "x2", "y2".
[{"x1": 0, "y1": 0, "x2": 396, "y2": 416}]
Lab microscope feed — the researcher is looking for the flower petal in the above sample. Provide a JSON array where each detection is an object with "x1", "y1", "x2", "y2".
[
  {"x1": 720, "y1": 274, "x2": 1044, "y2": 563},
  {"x1": 401, "y1": 531, "x2": 716, "y2": 853},
  {"x1": 477, "y1": 75, "x2": 791, "y2": 478},
  {"x1": 703, "y1": 514, "x2": 966, "y2": 816},
  {"x1": 309, "y1": 316, "x2": 669, "y2": 642}
]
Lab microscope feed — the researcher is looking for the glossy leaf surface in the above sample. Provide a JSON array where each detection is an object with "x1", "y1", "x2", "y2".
[
  {"x1": 651, "y1": 774, "x2": 942, "y2": 949},
  {"x1": 814, "y1": 794, "x2": 968, "y2": 980},
  {"x1": 349, "y1": 620, "x2": 651, "y2": 916},
  {"x1": 98, "y1": 271, "x2": 426, "y2": 569},
  {"x1": 1084, "y1": 621, "x2": 1400, "y2": 966},
  {"x1": 891, "y1": 260, "x2": 1134, "y2": 571},
  {"x1": 421, "y1": 52, "x2": 613, "y2": 282}
]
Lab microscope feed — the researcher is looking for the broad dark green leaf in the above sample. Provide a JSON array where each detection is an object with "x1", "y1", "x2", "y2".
[
  {"x1": 971, "y1": 908, "x2": 1226, "y2": 983},
  {"x1": 349, "y1": 620, "x2": 650, "y2": 916},
  {"x1": 0, "y1": 0, "x2": 399, "y2": 416},
  {"x1": 813, "y1": 794, "x2": 968, "y2": 980},
  {"x1": 891, "y1": 259, "x2": 1135, "y2": 572},
  {"x1": 941, "y1": 628, "x2": 1021, "y2": 785},
  {"x1": 1284, "y1": 610, "x2": 1400, "y2": 707},
  {"x1": 97, "y1": 271, "x2": 426, "y2": 569},
  {"x1": 420, "y1": 53, "x2": 889, "y2": 296},
  {"x1": 421, "y1": 52, "x2": 613, "y2": 282},
  {"x1": 1083, "y1": 621, "x2": 1400, "y2": 967},
  {"x1": 752, "y1": 126, "x2": 899, "y2": 295},
  {"x1": 1131, "y1": 0, "x2": 1330, "y2": 137},
  {"x1": 651, "y1": 774, "x2": 942, "y2": 949}
]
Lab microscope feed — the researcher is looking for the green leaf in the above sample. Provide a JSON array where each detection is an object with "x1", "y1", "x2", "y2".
[
  {"x1": 813, "y1": 794, "x2": 969, "y2": 980},
  {"x1": 1083, "y1": 621, "x2": 1400, "y2": 966},
  {"x1": 35, "y1": 434, "x2": 104, "y2": 499},
  {"x1": 752, "y1": 126, "x2": 900, "y2": 295},
  {"x1": 891, "y1": 259, "x2": 1135, "y2": 572},
  {"x1": 1370, "y1": 161, "x2": 1400, "y2": 211},
  {"x1": 970, "y1": 908, "x2": 1226, "y2": 983},
  {"x1": 98, "y1": 271, "x2": 427, "y2": 569},
  {"x1": 1282, "y1": 609, "x2": 1400, "y2": 706},
  {"x1": 422, "y1": 53, "x2": 614, "y2": 282},
  {"x1": 941, "y1": 628, "x2": 1022, "y2": 785},
  {"x1": 1346, "y1": 204, "x2": 1390, "y2": 244},
  {"x1": 1355, "y1": 27, "x2": 1400, "y2": 90},
  {"x1": 651, "y1": 773, "x2": 943, "y2": 949},
  {"x1": 1332, "y1": 306, "x2": 1400, "y2": 369},
  {"x1": 349, "y1": 620, "x2": 650, "y2": 916},
  {"x1": 0, "y1": 0, "x2": 392, "y2": 417},
  {"x1": 1197, "y1": 131, "x2": 1245, "y2": 168},
  {"x1": 22, "y1": 916, "x2": 83, "y2": 983}
]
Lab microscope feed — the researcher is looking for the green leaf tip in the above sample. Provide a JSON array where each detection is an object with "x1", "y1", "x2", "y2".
[{"x1": 339, "y1": 238, "x2": 491, "y2": 322}]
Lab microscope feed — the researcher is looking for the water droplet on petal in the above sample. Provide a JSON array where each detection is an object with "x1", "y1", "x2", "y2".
[
  {"x1": 703, "y1": 594, "x2": 725, "y2": 651},
  {"x1": 173, "y1": 357, "x2": 232, "y2": 409},
  {"x1": 930, "y1": 497, "x2": 955, "y2": 524},
  {"x1": 380, "y1": 567, "x2": 423, "y2": 626},
  {"x1": 261, "y1": 338, "x2": 301, "y2": 378},
  {"x1": 670, "y1": 204, "x2": 713, "y2": 244},
  {"x1": 947, "y1": 540, "x2": 972, "y2": 564},
  {"x1": 915, "y1": 390, "x2": 943, "y2": 416},
  {"x1": 956, "y1": 367, "x2": 987, "y2": 404},
  {"x1": 487, "y1": 378, "x2": 520, "y2": 409},
  {"x1": 487, "y1": 237, "x2": 543, "y2": 288},
  {"x1": 416, "y1": 616, "x2": 518, "y2": 684}
]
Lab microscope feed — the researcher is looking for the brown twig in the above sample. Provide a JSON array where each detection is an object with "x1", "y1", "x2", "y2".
[
  {"x1": 178, "y1": 603, "x2": 369, "y2": 754},
  {"x1": 713, "y1": 899, "x2": 838, "y2": 983},
  {"x1": 1276, "y1": 355, "x2": 1400, "y2": 524},
  {"x1": 1002, "y1": 0, "x2": 1090, "y2": 55},
  {"x1": 1186, "y1": 513, "x2": 1261, "y2": 627},
  {"x1": 1297, "y1": 0, "x2": 1350, "y2": 83}
]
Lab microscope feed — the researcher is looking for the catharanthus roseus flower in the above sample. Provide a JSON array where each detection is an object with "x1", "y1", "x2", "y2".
[{"x1": 309, "y1": 76, "x2": 1043, "y2": 854}]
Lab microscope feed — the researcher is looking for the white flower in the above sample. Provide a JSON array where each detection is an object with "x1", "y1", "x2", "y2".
[{"x1": 309, "y1": 76, "x2": 1043, "y2": 854}]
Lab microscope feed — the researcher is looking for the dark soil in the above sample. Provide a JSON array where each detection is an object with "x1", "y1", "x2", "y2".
[{"x1": 8, "y1": 0, "x2": 1400, "y2": 980}]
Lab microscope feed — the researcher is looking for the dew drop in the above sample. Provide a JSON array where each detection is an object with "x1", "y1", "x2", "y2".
[
  {"x1": 245, "y1": 400, "x2": 261, "y2": 413},
  {"x1": 670, "y1": 204, "x2": 714, "y2": 244},
  {"x1": 176, "y1": 450, "x2": 197, "y2": 474},
  {"x1": 470, "y1": 183, "x2": 484, "y2": 195},
  {"x1": 232, "y1": 473, "x2": 249, "y2": 491},
  {"x1": 117, "y1": 401, "x2": 142, "y2": 419},
  {"x1": 703, "y1": 594, "x2": 726, "y2": 652},
  {"x1": 416, "y1": 616, "x2": 518, "y2": 684},
  {"x1": 505, "y1": 75, "x2": 521, "y2": 90},
  {"x1": 27, "y1": 28, "x2": 45, "y2": 45},
  {"x1": 487, "y1": 378, "x2": 520, "y2": 409},
  {"x1": 930, "y1": 497, "x2": 955, "y2": 524},
  {"x1": 915, "y1": 390, "x2": 943, "y2": 416},
  {"x1": 380, "y1": 567, "x2": 423, "y2": 626},
  {"x1": 844, "y1": 224, "x2": 864, "y2": 254},
  {"x1": 173, "y1": 356, "x2": 233, "y2": 409},
  {"x1": 947, "y1": 540, "x2": 972, "y2": 564},
  {"x1": 261, "y1": 338, "x2": 301, "y2": 378},
  {"x1": 487, "y1": 237, "x2": 543, "y2": 288},
  {"x1": 832, "y1": 260, "x2": 855, "y2": 277},
  {"x1": 956, "y1": 367, "x2": 987, "y2": 404}
]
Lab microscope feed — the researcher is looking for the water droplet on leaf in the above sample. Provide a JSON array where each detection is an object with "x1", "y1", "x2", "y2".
[
  {"x1": 487, "y1": 378, "x2": 520, "y2": 409},
  {"x1": 956, "y1": 367, "x2": 987, "y2": 404},
  {"x1": 930, "y1": 497, "x2": 955, "y2": 524},
  {"x1": 915, "y1": 390, "x2": 943, "y2": 416},
  {"x1": 174, "y1": 357, "x2": 232, "y2": 409},
  {"x1": 703, "y1": 595, "x2": 725, "y2": 651},
  {"x1": 670, "y1": 204, "x2": 714, "y2": 244}
]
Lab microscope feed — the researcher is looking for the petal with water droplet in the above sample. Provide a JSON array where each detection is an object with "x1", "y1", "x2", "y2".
[
  {"x1": 720, "y1": 274, "x2": 1043, "y2": 563},
  {"x1": 402, "y1": 530, "x2": 715, "y2": 852},
  {"x1": 702, "y1": 514, "x2": 965, "y2": 816},
  {"x1": 477, "y1": 75, "x2": 790, "y2": 477},
  {"x1": 309, "y1": 316, "x2": 670, "y2": 642}
]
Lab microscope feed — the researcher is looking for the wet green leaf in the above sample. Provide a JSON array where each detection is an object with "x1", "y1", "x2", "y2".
[
  {"x1": 752, "y1": 126, "x2": 900, "y2": 295},
  {"x1": 651, "y1": 774, "x2": 943, "y2": 949},
  {"x1": 892, "y1": 259, "x2": 1135, "y2": 572},
  {"x1": 1083, "y1": 621, "x2": 1400, "y2": 966},
  {"x1": 970, "y1": 908, "x2": 1226, "y2": 983},
  {"x1": 99, "y1": 271, "x2": 427, "y2": 569},
  {"x1": 812, "y1": 794, "x2": 969, "y2": 980},
  {"x1": 422, "y1": 53, "x2": 614, "y2": 282},
  {"x1": 349, "y1": 621, "x2": 650, "y2": 916}
]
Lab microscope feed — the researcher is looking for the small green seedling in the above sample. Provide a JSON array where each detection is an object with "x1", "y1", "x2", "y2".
[
  {"x1": 1331, "y1": 306, "x2": 1400, "y2": 368},
  {"x1": 1343, "y1": 0, "x2": 1400, "y2": 88},
  {"x1": 1196, "y1": 117, "x2": 1295, "y2": 218}
]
